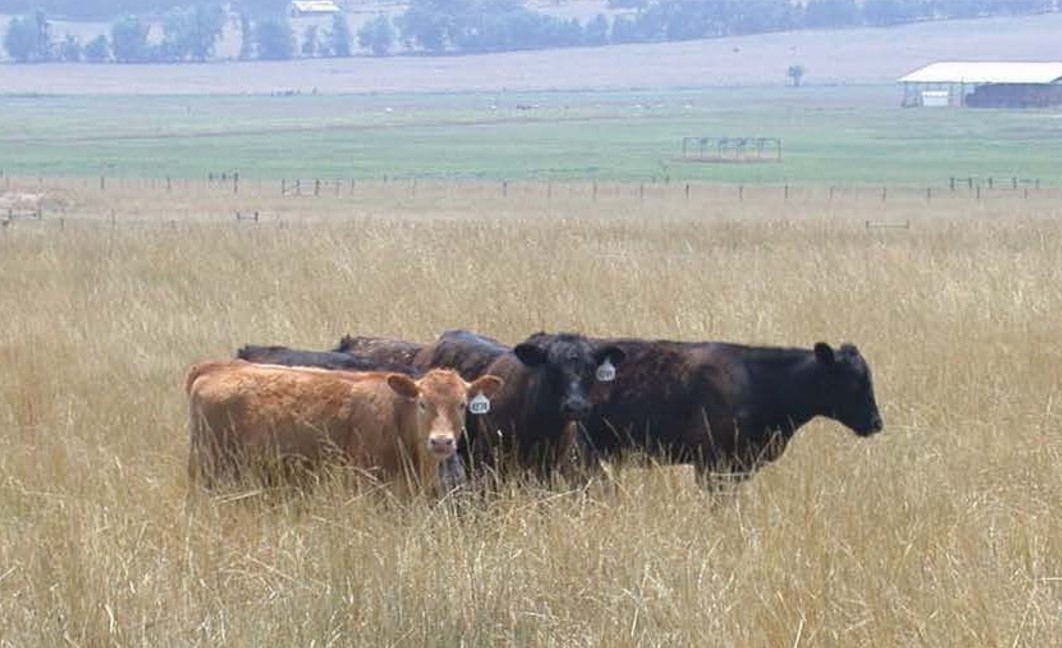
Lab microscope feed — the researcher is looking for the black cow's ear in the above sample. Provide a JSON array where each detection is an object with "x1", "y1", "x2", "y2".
[
  {"x1": 595, "y1": 346, "x2": 626, "y2": 366},
  {"x1": 839, "y1": 343, "x2": 859, "y2": 357},
  {"x1": 514, "y1": 344, "x2": 548, "y2": 367},
  {"x1": 814, "y1": 342, "x2": 835, "y2": 366}
]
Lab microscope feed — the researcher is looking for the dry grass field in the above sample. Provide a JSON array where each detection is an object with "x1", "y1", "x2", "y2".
[{"x1": 1, "y1": 177, "x2": 1061, "y2": 645}]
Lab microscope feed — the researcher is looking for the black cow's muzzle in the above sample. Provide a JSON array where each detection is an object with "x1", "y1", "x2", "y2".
[
  {"x1": 857, "y1": 414, "x2": 884, "y2": 436},
  {"x1": 560, "y1": 398, "x2": 592, "y2": 421}
]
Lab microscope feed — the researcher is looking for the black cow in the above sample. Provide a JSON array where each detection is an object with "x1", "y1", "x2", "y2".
[
  {"x1": 333, "y1": 335, "x2": 424, "y2": 368},
  {"x1": 412, "y1": 329, "x2": 510, "y2": 380},
  {"x1": 235, "y1": 345, "x2": 418, "y2": 375},
  {"x1": 418, "y1": 330, "x2": 626, "y2": 479},
  {"x1": 582, "y1": 339, "x2": 883, "y2": 481}
]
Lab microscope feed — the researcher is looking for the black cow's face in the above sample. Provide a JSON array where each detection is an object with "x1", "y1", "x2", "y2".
[
  {"x1": 815, "y1": 342, "x2": 883, "y2": 436},
  {"x1": 514, "y1": 335, "x2": 626, "y2": 422}
]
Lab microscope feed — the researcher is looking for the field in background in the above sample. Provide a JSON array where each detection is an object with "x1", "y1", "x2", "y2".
[
  {"x1": 3, "y1": 12, "x2": 1062, "y2": 90},
  {"x1": 1, "y1": 179, "x2": 1060, "y2": 645},
  {"x1": 3, "y1": 87, "x2": 1062, "y2": 184}
]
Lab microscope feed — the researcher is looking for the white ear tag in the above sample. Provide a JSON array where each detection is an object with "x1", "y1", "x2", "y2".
[
  {"x1": 469, "y1": 392, "x2": 491, "y2": 415},
  {"x1": 595, "y1": 358, "x2": 616, "y2": 382}
]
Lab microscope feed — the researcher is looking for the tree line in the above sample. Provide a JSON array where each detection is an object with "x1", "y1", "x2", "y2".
[{"x1": 3, "y1": 0, "x2": 1058, "y2": 63}]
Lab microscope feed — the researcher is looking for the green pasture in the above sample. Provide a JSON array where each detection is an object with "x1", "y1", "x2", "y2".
[{"x1": 1, "y1": 86, "x2": 1060, "y2": 185}]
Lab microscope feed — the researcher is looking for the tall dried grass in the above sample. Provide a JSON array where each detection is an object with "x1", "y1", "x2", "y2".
[{"x1": 1, "y1": 178, "x2": 1060, "y2": 645}]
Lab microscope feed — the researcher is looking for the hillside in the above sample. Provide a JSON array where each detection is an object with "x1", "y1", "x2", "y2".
[{"x1": 0, "y1": 13, "x2": 1060, "y2": 94}]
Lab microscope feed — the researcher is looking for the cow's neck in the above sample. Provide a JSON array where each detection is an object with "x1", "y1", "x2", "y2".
[
  {"x1": 744, "y1": 349, "x2": 826, "y2": 437},
  {"x1": 510, "y1": 366, "x2": 565, "y2": 442}
]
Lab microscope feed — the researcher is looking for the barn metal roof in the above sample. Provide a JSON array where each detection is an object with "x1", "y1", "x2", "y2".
[{"x1": 899, "y1": 62, "x2": 1062, "y2": 84}]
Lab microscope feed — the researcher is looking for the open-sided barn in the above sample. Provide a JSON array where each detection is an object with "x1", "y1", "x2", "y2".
[{"x1": 898, "y1": 61, "x2": 1062, "y2": 108}]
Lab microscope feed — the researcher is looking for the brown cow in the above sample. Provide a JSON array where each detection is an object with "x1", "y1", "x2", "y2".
[{"x1": 185, "y1": 360, "x2": 502, "y2": 494}]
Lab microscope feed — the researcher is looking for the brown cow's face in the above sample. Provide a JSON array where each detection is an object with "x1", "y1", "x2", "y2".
[{"x1": 412, "y1": 370, "x2": 503, "y2": 460}]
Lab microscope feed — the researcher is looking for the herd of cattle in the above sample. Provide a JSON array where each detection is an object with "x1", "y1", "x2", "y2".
[{"x1": 185, "y1": 329, "x2": 884, "y2": 494}]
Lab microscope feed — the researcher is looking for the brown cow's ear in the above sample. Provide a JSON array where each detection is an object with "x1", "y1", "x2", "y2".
[
  {"x1": 514, "y1": 344, "x2": 547, "y2": 367},
  {"x1": 469, "y1": 375, "x2": 504, "y2": 398},
  {"x1": 814, "y1": 342, "x2": 836, "y2": 366},
  {"x1": 387, "y1": 374, "x2": 420, "y2": 399}
]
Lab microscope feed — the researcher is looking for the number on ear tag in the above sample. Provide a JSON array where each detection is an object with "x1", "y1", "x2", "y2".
[
  {"x1": 595, "y1": 358, "x2": 616, "y2": 382},
  {"x1": 469, "y1": 392, "x2": 491, "y2": 415}
]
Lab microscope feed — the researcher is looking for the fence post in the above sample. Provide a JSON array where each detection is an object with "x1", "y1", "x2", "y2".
[
  {"x1": 988, "y1": 177, "x2": 994, "y2": 190},
  {"x1": 684, "y1": 183, "x2": 690, "y2": 200},
  {"x1": 281, "y1": 179, "x2": 286, "y2": 195},
  {"x1": 1012, "y1": 177, "x2": 1018, "y2": 190},
  {"x1": 949, "y1": 176, "x2": 955, "y2": 191},
  {"x1": 314, "y1": 179, "x2": 321, "y2": 196},
  {"x1": 926, "y1": 187, "x2": 931, "y2": 202},
  {"x1": 739, "y1": 185, "x2": 744, "y2": 201},
  {"x1": 502, "y1": 181, "x2": 508, "y2": 197},
  {"x1": 639, "y1": 183, "x2": 644, "y2": 201},
  {"x1": 547, "y1": 183, "x2": 552, "y2": 201},
  {"x1": 784, "y1": 184, "x2": 789, "y2": 200},
  {"x1": 166, "y1": 176, "x2": 172, "y2": 192},
  {"x1": 100, "y1": 176, "x2": 105, "y2": 191},
  {"x1": 592, "y1": 182, "x2": 597, "y2": 201},
  {"x1": 976, "y1": 186, "x2": 981, "y2": 200},
  {"x1": 881, "y1": 186, "x2": 887, "y2": 202}
]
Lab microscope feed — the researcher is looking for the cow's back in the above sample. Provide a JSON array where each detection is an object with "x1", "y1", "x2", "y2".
[
  {"x1": 237, "y1": 344, "x2": 418, "y2": 375},
  {"x1": 334, "y1": 334, "x2": 423, "y2": 368},
  {"x1": 186, "y1": 361, "x2": 414, "y2": 487},
  {"x1": 413, "y1": 329, "x2": 510, "y2": 380},
  {"x1": 585, "y1": 339, "x2": 747, "y2": 460}
]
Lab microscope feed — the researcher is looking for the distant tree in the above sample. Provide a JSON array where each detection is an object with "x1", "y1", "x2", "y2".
[
  {"x1": 3, "y1": 9, "x2": 52, "y2": 62},
  {"x1": 83, "y1": 34, "x2": 109, "y2": 62},
  {"x1": 255, "y1": 17, "x2": 293, "y2": 59},
  {"x1": 606, "y1": 0, "x2": 648, "y2": 8},
  {"x1": 238, "y1": 12, "x2": 254, "y2": 59},
  {"x1": 58, "y1": 33, "x2": 80, "y2": 61},
  {"x1": 584, "y1": 13, "x2": 609, "y2": 46},
  {"x1": 786, "y1": 64, "x2": 805, "y2": 87},
  {"x1": 804, "y1": 0, "x2": 860, "y2": 27},
  {"x1": 730, "y1": 0, "x2": 796, "y2": 34},
  {"x1": 328, "y1": 13, "x2": 353, "y2": 57},
  {"x1": 609, "y1": 14, "x2": 644, "y2": 43},
  {"x1": 357, "y1": 14, "x2": 394, "y2": 56},
  {"x1": 3, "y1": 16, "x2": 36, "y2": 61},
  {"x1": 160, "y1": 3, "x2": 226, "y2": 61},
  {"x1": 397, "y1": 0, "x2": 470, "y2": 52},
  {"x1": 111, "y1": 14, "x2": 151, "y2": 62},
  {"x1": 301, "y1": 24, "x2": 318, "y2": 56},
  {"x1": 863, "y1": 0, "x2": 912, "y2": 25}
]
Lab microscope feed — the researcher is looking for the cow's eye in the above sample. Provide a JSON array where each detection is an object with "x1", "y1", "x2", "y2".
[
  {"x1": 460, "y1": 401, "x2": 468, "y2": 410},
  {"x1": 418, "y1": 400, "x2": 428, "y2": 412}
]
